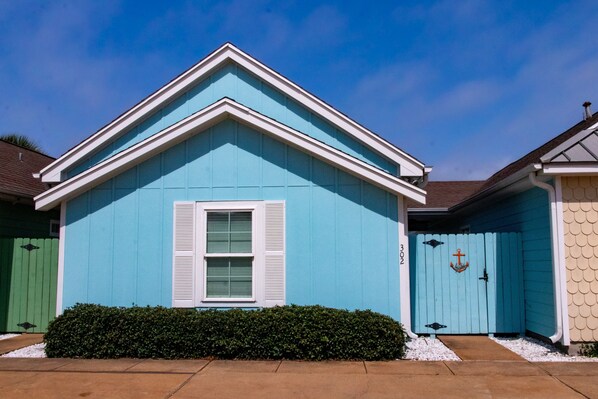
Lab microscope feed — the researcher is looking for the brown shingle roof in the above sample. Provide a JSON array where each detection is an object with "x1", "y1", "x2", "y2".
[
  {"x1": 0, "y1": 140, "x2": 55, "y2": 198},
  {"x1": 408, "y1": 180, "x2": 485, "y2": 209}
]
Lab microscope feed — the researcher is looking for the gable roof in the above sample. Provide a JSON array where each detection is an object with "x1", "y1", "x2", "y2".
[
  {"x1": 407, "y1": 180, "x2": 485, "y2": 210},
  {"x1": 0, "y1": 140, "x2": 54, "y2": 199},
  {"x1": 541, "y1": 126, "x2": 598, "y2": 163},
  {"x1": 35, "y1": 98, "x2": 426, "y2": 211},
  {"x1": 478, "y1": 112, "x2": 598, "y2": 193},
  {"x1": 39, "y1": 43, "x2": 426, "y2": 183}
]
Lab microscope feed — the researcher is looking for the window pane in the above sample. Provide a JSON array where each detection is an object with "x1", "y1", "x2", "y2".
[
  {"x1": 230, "y1": 232, "x2": 252, "y2": 253},
  {"x1": 206, "y1": 279, "x2": 229, "y2": 297},
  {"x1": 206, "y1": 257, "x2": 252, "y2": 298},
  {"x1": 207, "y1": 232, "x2": 229, "y2": 253},
  {"x1": 230, "y1": 257, "x2": 252, "y2": 277},
  {"x1": 206, "y1": 258, "x2": 228, "y2": 277},
  {"x1": 230, "y1": 279, "x2": 252, "y2": 297},
  {"x1": 230, "y1": 212, "x2": 251, "y2": 232},
  {"x1": 206, "y1": 211, "x2": 252, "y2": 254},
  {"x1": 207, "y1": 212, "x2": 229, "y2": 232}
]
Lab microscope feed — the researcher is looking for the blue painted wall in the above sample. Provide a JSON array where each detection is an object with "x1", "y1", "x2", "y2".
[
  {"x1": 63, "y1": 119, "x2": 401, "y2": 319},
  {"x1": 458, "y1": 187, "x2": 555, "y2": 338},
  {"x1": 67, "y1": 63, "x2": 398, "y2": 178}
]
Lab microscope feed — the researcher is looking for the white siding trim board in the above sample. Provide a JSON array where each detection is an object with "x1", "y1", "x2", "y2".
[
  {"x1": 35, "y1": 99, "x2": 426, "y2": 211},
  {"x1": 398, "y1": 195, "x2": 417, "y2": 338},
  {"x1": 56, "y1": 201, "x2": 67, "y2": 316},
  {"x1": 554, "y1": 176, "x2": 570, "y2": 345}
]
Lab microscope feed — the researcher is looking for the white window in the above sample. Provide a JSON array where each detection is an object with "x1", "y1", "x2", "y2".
[
  {"x1": 49, "y1": 220, "x2": 60, "y2": 237},
  {"x1": 204, "y1": 210, "x2": 254, "y2": 300},
  {"x1": 172, "y1": 201, "x2": 285, "y2": 308}
]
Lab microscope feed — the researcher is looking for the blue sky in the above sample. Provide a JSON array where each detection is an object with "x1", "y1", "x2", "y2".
[{"x1": 1, "y1": 0, "x2": 597, "y2": 180}]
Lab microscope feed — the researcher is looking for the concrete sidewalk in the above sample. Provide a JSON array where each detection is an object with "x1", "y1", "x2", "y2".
[
  {"x1": 438, "y1": 335, "x2": 526, "y2": 361},
  {"x1": 0, "y1": 358, "x2": 597, "y2": 398}
]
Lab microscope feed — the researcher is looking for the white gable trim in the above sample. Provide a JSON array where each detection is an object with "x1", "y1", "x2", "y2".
[
  {"x1": 35, "y1": 99, "x2": 426, "y2": 211},
  {"x1": 542, "y1": 163, "x2": 598, "y2": 175},
  {"x1": 39, "y1": 43, "x2": 425, "y2": 183}
]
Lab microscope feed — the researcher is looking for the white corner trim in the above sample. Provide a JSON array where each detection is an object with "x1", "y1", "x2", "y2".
[
  {"x1": 40, "y1": 43, "x2": 424, "y2": 183},
  {"x1": 35, "y1": 99, "x2": 426, "y2": 211},
  {"x1": 554, "y1": 176, "x2": 570, "y2": 346},
  {"x1": 398, "y1": 195, "x2": 417, "y2": 339},
  {"x1": 56, "y1": 201, "x2": 66, "y2": 316}
]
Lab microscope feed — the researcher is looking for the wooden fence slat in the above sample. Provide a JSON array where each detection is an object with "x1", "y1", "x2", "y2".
[
  {"x1": 49, "y1": 238, "x2": 59, "y2": 324},
  {"x1": 0, "y1": 238, "x2": 59, "y2": 333}
]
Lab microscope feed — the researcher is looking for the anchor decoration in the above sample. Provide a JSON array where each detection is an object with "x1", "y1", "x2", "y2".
[{"x1": 450, "y1": 248, "x2": 469, "y2": 273}]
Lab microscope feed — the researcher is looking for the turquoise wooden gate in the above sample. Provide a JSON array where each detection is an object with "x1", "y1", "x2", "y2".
[{"x1": 409, "y1": 233, "x2": 524, "y2": 335}]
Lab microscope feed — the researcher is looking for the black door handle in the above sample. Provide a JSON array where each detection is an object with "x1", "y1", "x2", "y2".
[{"x1": 479, "y1": 269, "x2": 488, "y2": 282}]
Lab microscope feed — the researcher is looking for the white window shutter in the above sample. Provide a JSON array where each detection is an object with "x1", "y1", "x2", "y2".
[
  {"x1": 173, "y1": 202, "x2": 196, "y2": 307},
  {"x1": 264, "y1": 201, "x2": 285, "y2": 307}
]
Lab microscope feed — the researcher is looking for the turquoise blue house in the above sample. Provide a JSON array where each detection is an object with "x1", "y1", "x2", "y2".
[{"x1": 34, "y1": 44, "x2": 428, "y2": 335}]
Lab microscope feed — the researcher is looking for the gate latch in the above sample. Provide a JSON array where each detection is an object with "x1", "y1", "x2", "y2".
[{"x1": 479, "y1": 268, "x2": 489, "y2": 282}]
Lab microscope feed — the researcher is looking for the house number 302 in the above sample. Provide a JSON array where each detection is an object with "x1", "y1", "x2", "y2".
[{"x1": 400, "y1": 244, "x2": 405, "y2": 265}]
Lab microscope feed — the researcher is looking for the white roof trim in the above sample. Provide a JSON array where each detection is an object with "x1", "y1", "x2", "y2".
[
  {"x1": 35, "y1": 99, "x2": 426, "y2": 211},
  {"x1": 542, "y1": 163, "x2": 598, "y2": 175},
  {"x1": 40, "y1": 43, "x2": 424, "y2": 183}
]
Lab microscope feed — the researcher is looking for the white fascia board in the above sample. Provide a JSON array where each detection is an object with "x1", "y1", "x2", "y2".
[
  {"x1": 40, "y1": 43, "x2": 424, "y2": 183},
  {"x1": 35, "y1": 99, "x2": 426, "y2": 211},
  {"x1": 542, "y1": 163, "x2": 598, "y2": 175}
]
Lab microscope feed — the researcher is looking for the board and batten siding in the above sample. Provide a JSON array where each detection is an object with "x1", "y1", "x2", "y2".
[
  {"x1": 66, "y1": 63, "x2": 397, "y2": 178},
  {"x1": 458, "y1": 187, "x2": 554, "y2": 338},
  {"x1": 63, "y1": 119, "x2": 401, "y2": 319}
]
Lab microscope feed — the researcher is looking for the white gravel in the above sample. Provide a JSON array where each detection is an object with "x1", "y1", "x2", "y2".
[
  {"x1": 492, "y1": 336, "x2": 598, "y2": 362},
  {"x1": 404, "y1": 337, "x2": 460, "y2": 361},
  {"x1": 2, "y1": 343, "x2": 46, "y2": 358},
  {"x1": 0, "y1": 334, "x2": 19, "y2": 341}
]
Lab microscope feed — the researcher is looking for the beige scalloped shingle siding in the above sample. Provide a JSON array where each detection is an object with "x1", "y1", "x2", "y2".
[{"x1": 562, "y1": 176, "x2": 598, "y2": 342}]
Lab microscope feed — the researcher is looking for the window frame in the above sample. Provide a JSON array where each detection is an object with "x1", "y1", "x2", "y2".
[
  {"x1": 49, "y1": 219, "x2": 60, "y2": 238},
  {"x1": 196, "y1": 202, "x2": 263, "y2": 305}
]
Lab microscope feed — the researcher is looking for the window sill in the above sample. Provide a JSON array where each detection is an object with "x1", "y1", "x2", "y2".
[{"x1": 201, "y1": 298, "x2": 256, "y2": 303}]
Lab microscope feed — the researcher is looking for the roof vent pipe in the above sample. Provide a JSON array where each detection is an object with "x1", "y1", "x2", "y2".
[{"x1": 583, "y1": 101, "x2": 592, "y2": 120}]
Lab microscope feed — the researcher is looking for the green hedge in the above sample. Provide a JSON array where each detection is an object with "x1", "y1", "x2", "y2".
[
  {"x1": 44, "y1": 304, "x2": 405, "y2": 360},
  {"x1": 580, "y1": 343, "x2": 598, "y2": 357}
]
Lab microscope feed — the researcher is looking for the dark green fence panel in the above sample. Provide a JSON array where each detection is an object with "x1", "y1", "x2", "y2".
[{"x1": 0, "y1": 238, "x2": 59, "y2": 333}]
